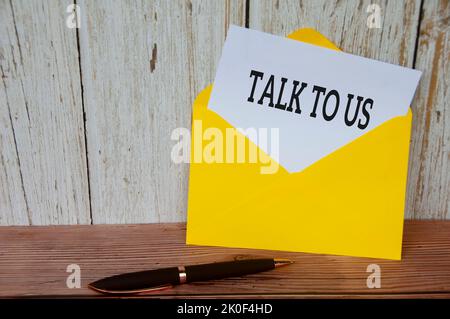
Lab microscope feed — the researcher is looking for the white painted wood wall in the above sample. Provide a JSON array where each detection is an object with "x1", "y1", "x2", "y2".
[{"x1": 1, "y1": 0, "x2": 449, "y2": 225}]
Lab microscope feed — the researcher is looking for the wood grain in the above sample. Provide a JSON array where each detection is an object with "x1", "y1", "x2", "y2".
[
  {"x1": 0, "y1": 0, "x2": 90, "y2": 225},
  {"x1": 249, "y1": 0, "x2": 421, "y2": 66},
  {"x1": 78, "y1": 0, "x2": 245, "y2": 223},
  {"x1": 0, "y1": 221, "x2": 449, "y2": 298},
  {"x1": 406, "y1": 0, "x2": 450, "y2": 219}
]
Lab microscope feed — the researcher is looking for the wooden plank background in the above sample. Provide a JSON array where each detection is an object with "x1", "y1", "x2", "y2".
[
  {"x1": 0, "y1": 0, "x2": 90, "y2": 225},
  {"x1": 0, "y1": 0, "x2": 449, "y2": 225}
]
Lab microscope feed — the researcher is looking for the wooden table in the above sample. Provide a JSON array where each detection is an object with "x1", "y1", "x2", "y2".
[{"x1": 1, "y1": 220, "x2": 450, "y2": 298}]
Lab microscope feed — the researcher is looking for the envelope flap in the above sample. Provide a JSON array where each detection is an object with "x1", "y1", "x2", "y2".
[{"x1": 287, "y1": 28, "x2": 340, "y2": 51}]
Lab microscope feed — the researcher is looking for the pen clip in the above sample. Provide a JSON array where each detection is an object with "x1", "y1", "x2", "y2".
[{"x1": 88, "y1": 283, "x2": 173, "y2": 295}]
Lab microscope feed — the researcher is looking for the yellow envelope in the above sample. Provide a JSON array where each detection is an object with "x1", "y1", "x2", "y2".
[{"x1": 186, "y1": 29, "x2": 412, "y2": 260}]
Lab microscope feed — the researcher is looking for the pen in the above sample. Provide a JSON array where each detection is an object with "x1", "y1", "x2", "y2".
[{"x1": 88, "y1": 258, "x2": 293, "y2": 294}]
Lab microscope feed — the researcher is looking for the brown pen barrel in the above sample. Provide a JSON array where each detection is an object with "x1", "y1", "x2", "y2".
[{"x1": 184, "y1": 259, "x2": 275, "y2": 283}]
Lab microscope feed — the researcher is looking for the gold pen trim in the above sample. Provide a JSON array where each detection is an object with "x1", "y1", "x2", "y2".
[
  {"x1": 274, "y1": 258, "x2": 294, "y2": 268},
  {"x1": 178, "y1": 265, "x2": 187, "y2": 284}
]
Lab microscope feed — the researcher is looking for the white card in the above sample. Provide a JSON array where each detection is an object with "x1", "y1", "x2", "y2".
[{"x1": 207, "y1": 25, "x2": 422, "y2": 173}]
